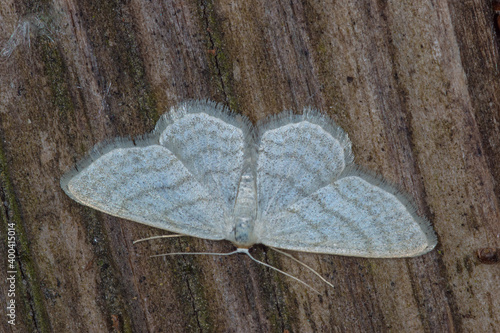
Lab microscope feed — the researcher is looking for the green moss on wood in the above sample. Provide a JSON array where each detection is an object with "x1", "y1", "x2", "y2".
[
  {"x1": 39, "y1": 38, "x2": 75, "y2": 118},
  {"x1": 0, "y1": 142, "x2": 51, "y2": 332}
]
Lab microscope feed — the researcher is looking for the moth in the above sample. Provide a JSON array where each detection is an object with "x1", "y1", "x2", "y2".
[{"x1": 61, "y1": 101, "x2": 436, "y2": 290}]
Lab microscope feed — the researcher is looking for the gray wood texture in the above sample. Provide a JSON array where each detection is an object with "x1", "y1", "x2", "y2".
[{"x1": 1, "y1": 0, "x2": 499, "y2": 332}]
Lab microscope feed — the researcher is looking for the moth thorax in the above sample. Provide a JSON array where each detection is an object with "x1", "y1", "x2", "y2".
[{"x1": 233, "y1": 168, "x2": 257, "y2": 246}]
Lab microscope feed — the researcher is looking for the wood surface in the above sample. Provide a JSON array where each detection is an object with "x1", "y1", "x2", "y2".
[{"x1": 1, "y1": 0, "x2": 499, "y2": 332}]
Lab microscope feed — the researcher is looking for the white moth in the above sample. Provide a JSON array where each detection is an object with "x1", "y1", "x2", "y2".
[{"x1": 61, "y1": 100, "x2": 436, "y2": 290}]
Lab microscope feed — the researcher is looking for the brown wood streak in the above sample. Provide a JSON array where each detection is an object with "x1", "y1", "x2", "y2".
[{"x1": 0, "y1": 0, "x2": 499, "y2": 332}]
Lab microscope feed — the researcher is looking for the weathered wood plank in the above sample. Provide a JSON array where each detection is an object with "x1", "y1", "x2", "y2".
[{"x1": 1, "y1": 0, "x2": 499, "y2": 332}]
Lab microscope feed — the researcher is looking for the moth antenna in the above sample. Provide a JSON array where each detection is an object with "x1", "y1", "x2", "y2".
[
  {"x1": 150, "y1": 250, "x2": 240, "y2": 258},
  {"x1": 148, "y1": 246, "x2": 320, "y2": 294},
  {"x1": 133, "y1": 234, "x2": 185, "y2": 244},
  {"x1": 237, "y1": 248, "x2": 321, "y2": 294},
  {"x1": 269, "y1": 247, "x2": 335, "y2": 289}
]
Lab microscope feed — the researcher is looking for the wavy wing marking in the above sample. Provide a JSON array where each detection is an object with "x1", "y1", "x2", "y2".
[{"x1": 259, "y1": 175, "x2": 436, "y2": 258}]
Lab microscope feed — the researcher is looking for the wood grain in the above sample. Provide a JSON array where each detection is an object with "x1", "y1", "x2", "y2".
[{"x1": 1, "y1": 0, "x2": 499, "y2": 332}]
